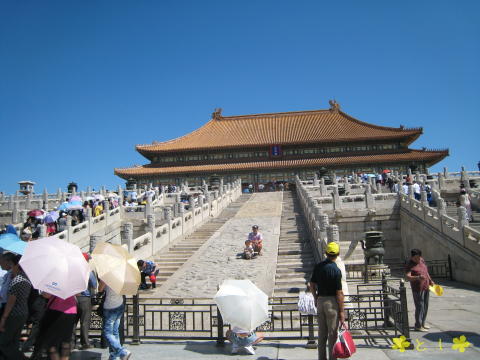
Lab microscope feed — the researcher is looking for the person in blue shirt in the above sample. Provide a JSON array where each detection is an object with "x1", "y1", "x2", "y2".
[{"x1": 137, "y1": 260, "x2": 157, "y2": 290}]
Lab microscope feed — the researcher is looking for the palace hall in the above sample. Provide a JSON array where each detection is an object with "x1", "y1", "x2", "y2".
[{"x1": 114, "y1": 101, "x2": 448, "y2": 187}]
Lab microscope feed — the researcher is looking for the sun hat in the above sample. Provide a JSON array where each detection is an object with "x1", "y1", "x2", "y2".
[{"x1": 326, "y1": 242, "x2": 340, "y2": 255}]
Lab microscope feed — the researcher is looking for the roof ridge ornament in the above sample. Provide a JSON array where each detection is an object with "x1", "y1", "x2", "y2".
[
  {"x1": 328, "y1": 99, "x2": 340, "y2": 112},
  {"x1": 212, "y1": 108, "x2": 223, "y2": 120}
]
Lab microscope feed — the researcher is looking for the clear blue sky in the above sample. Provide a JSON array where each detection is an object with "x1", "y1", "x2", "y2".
[{"x1": 1, "y1": 0, "x2": 478, "y2": 194}]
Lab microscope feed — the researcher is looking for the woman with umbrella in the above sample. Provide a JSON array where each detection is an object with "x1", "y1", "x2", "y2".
[{"x1": 0, "y1": 252, "x2": 31, "y2": 360}]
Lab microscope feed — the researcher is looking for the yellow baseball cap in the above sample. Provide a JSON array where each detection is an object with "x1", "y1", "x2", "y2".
[{"x1": 326, "y1": 242, "x2": 340, "y2": 255}]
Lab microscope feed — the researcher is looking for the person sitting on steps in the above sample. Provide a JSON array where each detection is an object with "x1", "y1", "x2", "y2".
[
  {"x1": 244, "y1": 239, "x2": 255, "y2": 260},
  {"x1": 248, "y1": 225, "x2": 263, "y2": 256},
  {"x1": 137, "y1": 260, "x2": 158, "y2": 290}
]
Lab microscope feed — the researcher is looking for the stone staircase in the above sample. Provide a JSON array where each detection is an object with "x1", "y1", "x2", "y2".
[
  {"x1": 273, "y1": 191, "x2": 316, "y2": 297},
  {"x1": 147, "y1": 194, "x2": 251, "y2": 290}
]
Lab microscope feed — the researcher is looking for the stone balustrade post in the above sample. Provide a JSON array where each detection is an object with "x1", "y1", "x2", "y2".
[
  {"x1": 437, "y1": 172, "x2": 445, "y2": 190},
  {"x1": 443, "y1": 167, "x2": 448, "y2": 178},
  {"x1": 319, "y1": 213, "x2": 329, "y2": 239},
  {"x1": 344, "y1": 177, "x2": 350, "y2": 194},
  {"x1": 332, "y1": 172, "x2": 337, "y2": 185},
  {"x1": 214, "y1": 190, "x2": 219, "y2": 200},
  {"x1": 319, "y1": 178, "x2": 327, "y2": 196},
  {"x1": 84, "y1": 207, "x2": 92, "y2": 221},
  {"x1": 332, "y1": 186, "x2": 341, "y2": 210},
  {"x1": 178, "y1": 202, "x2": 185, "y2": 216},
  {"x1": 313, "y1": 174, "x2": 319, "y2": 187},
  {"x1": 163, "y1": 207, "x2": 171, "y2": 222},
  {"x1": 461, "y1": 166, "x2": 470, "y2": 189},
  {"x1": 408, "y1": 185, "x2": 414, "y2": 200},
  {"x1": 189, "y1": 196, "x2": 195, "y2": 212},
  {"x1": 365, "y1": 184, "x2": 374, "y2": 209},
  {"x1": 12, "y1": 201, "x2": 19, "y2": 224},
  {"x1": 121, "y1": 222, "x2": 134, "y2": 253},
  {"x1": 89, "y1": 234, "x2": 102, "y2": 253},
  {"x1": 39, "y1": 224, "x2": 47, "y2": 238},
  {"x1": 66, "y1": 215, "x2": 73, "y2": 227},
  {"x1": 414, "y1": 171, "x2": 420, "y2": 183},
  {"x1": 204, "y1": 191, "x2": 211, "y2": 203},
  {"x1": 43, "y1": 188, "x2": 48, "y2": 210},
  {"x1": 8, "y1": 196, "x2": 14, "y2": 211},
  {"x1": 421, "y1": 190, "x2": 429, "y2": 207},
  {"x1": 376, "y1": 181, "x2": 382, "y2": 194},
  {"x1": 407, "y1": 168, "x2": 413, "y2": 179},
  {"x1": 199, "y1": 195, "x2": 204, "y2": 207},
  {"x1": 147, "y1": 214, "x2": 155, "y2": 232},
  {"x1": 327, "y1": 224, "x2": 340, "y2": 243},
  {"x1": 25, "y1": 193, "x2": 31, "y2": 210},
  {"x1": 437, "y1": 198, "x2": 447, "y2": 216},
  {"x1": 219, "y1": 178, "x2": 224, "y2": 195},
  {"x1": 314, "y1": 206, "x2": 323, "y2": 223}
]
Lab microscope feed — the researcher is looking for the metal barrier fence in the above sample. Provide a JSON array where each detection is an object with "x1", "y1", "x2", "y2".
[{"x1": 84, "y1": 278, "x2": 409, "y2": 344}]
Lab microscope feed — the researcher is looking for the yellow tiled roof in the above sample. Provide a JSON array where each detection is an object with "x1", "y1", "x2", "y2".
[
  {"x1": 115, "y1": 149, "x2": 447, "y2": 178},
  {"x1": 136, "y1": 109, "x2": 422, "y2": 153}
]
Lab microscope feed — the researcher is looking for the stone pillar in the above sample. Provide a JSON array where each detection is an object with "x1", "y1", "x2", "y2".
[
  {"x1": 332, "y1": 172, "x2": 337, "y2": 185},
  {"x1": 376, "y1": 181, "x2": 382, "y2": 194},
  {"x1": 319, "y1": 213, "x2": 329, "y2": 236},
  {"x1": 421, "y1": 190, "x2": 429, "y2": 207},
  {"x1": 219, "y1": 178, "x2": 224, "y2": 195},
  {"x1": 437, "y1": 198, "x2": 446, "y2": 216},
  {"x1": 204, "y1": 191, "x2": 211, "y2": 203},
  {"x1": 199, "y1": 195, "x2": 204, "y2": 207},
  {"x1": 327, "y1": 224, "x2": 340, "y2": 243},
  {"x1": 461, "y1": 166, "x2": 470, "y2": 189},
  {"x1": 39, "y1": 224, "x2": 47, "y2": 238},
  {"x1": 344, "y1": 177, "x2": 350, "y2": 194},
  {"x1": 84, "y1": 207, "x2": 92, "y2": 222},
  {"x1": 43, "y1": 188, "x2": 49, "y2": 210},
  {"x1": 408, "y1": 185, "x2": 414, "y2": 199},
  {"x1": 214, "y1": 190, "x2": 219, "y2": 200},
  {"x1": 147, "y1": 214, "x2": 156, "y2": 231},
  {"x1": 319, "y1": 178, "x2": 327, "y2": 196},
  {"x1": 332, "y1": 186, "x2": 341, "y2": 210},
  {"x1": 314, "y1": 205, "x2": 323, "y2": 222},
  {"x1": 313, "y1": 174, "x2": 319, "y2": 187},
  {"x1": 414, "y1": 171, "x2": 420, "y2": 183},
  {"x1": 89, "y1": 234, "x2": 102, "y2": 253},
  {"x1": 121, "y1": 222, "x2": 134, "y2": 253},
  {"x1": 365, "y1": 184, "x2": 374, "y2": 209},
  {"x1": 163, "y1": 207, "x2": 171, "y2": 222},
  {"x1": 25, "y1": 193, "x2": 31, "y2": 210},
  {"x1": 438, "y1": 172, "x2": 445, "y2": 190},
  {"x1": 189, "y1": 196, "x2": 195, "y2": 211},
  {"x1": 457, "y1": 206, "x2": 469, "y2": 228},
  {"x1": 12, "y1": 201, "x2": 20, "y2": 224}
]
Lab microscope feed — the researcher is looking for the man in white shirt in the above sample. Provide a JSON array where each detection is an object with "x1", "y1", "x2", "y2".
[{"x1": 412, "y1": 181, "x2": 421, "y2": 200}]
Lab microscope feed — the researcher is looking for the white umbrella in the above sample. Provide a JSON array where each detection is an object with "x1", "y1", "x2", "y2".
[
  {"x1": 94, "y1": 194, "x2": 105, "y2": 201},
  {"x1": 214, "y1": 279, "x2": 269, "y2": 332},
  {"x1": 19, "y1": 237, "x2": 90, "y2": 299}
]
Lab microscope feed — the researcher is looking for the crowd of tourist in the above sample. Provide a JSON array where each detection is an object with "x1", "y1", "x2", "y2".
[{"x1": 0, "y1": 243, "x2": 132, "y2": 360}]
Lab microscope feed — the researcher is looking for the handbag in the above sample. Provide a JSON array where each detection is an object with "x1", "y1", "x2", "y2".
[
  {"x1": 93, "y1": 292, "x2": 106, "y2": 317},
  {"x1": 332, "y1": 323, "x2": 356, "y2": 358},
  {"x1": 297, "y1": 292, "x2": 317, "y2": 315}
]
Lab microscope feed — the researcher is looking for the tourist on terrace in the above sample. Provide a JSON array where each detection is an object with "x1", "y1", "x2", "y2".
[
  {"x1": 226, "y1": 326, "x2": 264, "y2": 355},
  {"x1": 0, "y1": 253, "x2": 31, "y2": 360},
  {"x1": 73, "y1": 253, "x2": 97, "y2": 350},
  {"x1": 412, "y1": 181, "x2": 421, "y2": 200},
  {"x1": 137, "y1": 260, "x2": 158, "y2": 289},
  {"x1": 35, "y1": 293, "x2": 77, "y2": 360},
  {"x1": 248, "y1": 225, "x2": 263, "y2": 256},
  {"x1": 309, "y1": 242, "x2": 345, "y2": 360},
  {"x1": 98, "y1": 280, "x2": 131, "y2": 360},
  {"x1": 243, "y1": 239, "x2": 255, "y2": 260},
  {"x1": 459, "y1": 188, "x2": 473, "y2": 222},
  {"x1": 405, "y1": 248, "x2": 434, "y2": 332}
]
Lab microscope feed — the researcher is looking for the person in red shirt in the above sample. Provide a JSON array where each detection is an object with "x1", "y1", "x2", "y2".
[{"x1": 405, "y1": 249, "x2": 434, "y2": 332}]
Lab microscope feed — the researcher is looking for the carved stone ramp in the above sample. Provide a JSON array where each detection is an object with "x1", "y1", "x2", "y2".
[
  {"x1": 273, "y1": 191, "x2": 315, "y2": 297},
  {"x1": 141, "y1": 194, "x2": 251, "y2": 295}
]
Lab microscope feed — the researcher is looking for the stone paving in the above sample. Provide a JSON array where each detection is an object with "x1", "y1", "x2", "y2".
[{"x1": 157, "y1": 192, "x2": 284, "y2": 298}]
